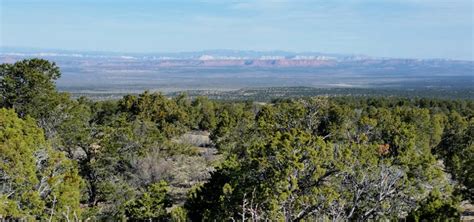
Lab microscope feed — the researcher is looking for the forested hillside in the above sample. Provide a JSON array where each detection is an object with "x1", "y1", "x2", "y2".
[{"x1": 1, "y1": 59, "x2": 472, "y2": 221}]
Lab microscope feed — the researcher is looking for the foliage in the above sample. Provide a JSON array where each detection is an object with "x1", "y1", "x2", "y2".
[
  {"x1": 187, "y1": 98, "x2": 468, "y2": 221},
  {"x1": 124, "y1": 181, "x2": 172, "y2": 221},
  {"x1": 0, "y1": 108, "x2": 83, "y2": 220},
  {"x1": 170, "y1": 206, "x2": 188, "y2": 222},
  {"x1": 0, "y1": 58, "x2": 61, "y2": 119},
  {"x1": 435, "y1": 113, "x2": 473, "y2": 201},
  {"x1": 1, "y1": 59, "x2": 472, "y2": 221},
  {"x1": 407, "y1": 188, "x2": 461, "y2": 221}
]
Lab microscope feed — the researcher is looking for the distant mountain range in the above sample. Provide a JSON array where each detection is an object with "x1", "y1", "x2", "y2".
[
  {"x1": 2, "y1": 47, "x2": 472, "y2": 70},
  {"x1": 2, "y1": 47, "x2": 468, "y2": 62},
  {"x1": 0, "y1": 47, "x2": 368, "y2": 60},
  {"x1": 1, "y1": 47, "x2": 472, "y2": 94}
]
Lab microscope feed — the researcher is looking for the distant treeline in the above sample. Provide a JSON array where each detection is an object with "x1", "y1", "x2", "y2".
[
  {"x1": 169, "y1": 87, "x2": 474, "y2": 101},
  {"x1": 1, "y1": 59, "x2": 472, "y2": 221},
  {"x1": 69, "y1": 86, "x2": 473, "y2": 101}
]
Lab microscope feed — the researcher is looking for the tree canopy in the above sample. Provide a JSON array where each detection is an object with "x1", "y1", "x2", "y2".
[
  {"x1": 0, "y1": 108, "x2": 83, "y2": 220},
  {"x1": 0, "y1": 59, "x2": 472, "y2": 221}
]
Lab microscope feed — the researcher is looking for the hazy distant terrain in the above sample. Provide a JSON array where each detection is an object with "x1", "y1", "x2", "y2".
[{"x1": 1, "y1": 49, "x2": 472, "y2": 98}]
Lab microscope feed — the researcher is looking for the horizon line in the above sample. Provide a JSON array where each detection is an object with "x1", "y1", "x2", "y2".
[{"x1": 1, "y1": 46, "x2": 472, "y2": 61}]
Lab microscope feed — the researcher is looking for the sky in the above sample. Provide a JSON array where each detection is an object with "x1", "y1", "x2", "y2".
[{"x1": 0, "y1": 0, "x2": 473, "y2": 60}]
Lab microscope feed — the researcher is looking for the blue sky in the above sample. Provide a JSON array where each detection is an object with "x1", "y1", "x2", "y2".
[{"x1": 1, "y1": 0, "x2": 473, "y2": 59}]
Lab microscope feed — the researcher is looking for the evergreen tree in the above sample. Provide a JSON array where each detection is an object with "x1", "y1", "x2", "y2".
[{"x1": 0, "y1": 108, "x2": 83, "y2": 220}]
